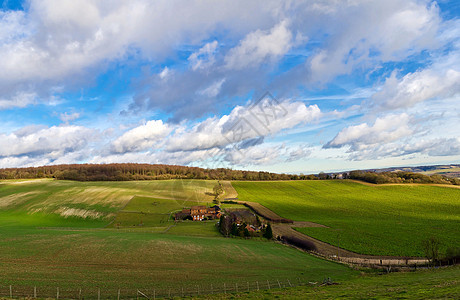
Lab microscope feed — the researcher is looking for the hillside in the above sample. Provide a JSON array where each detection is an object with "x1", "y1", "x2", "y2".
[
  {"x1": 233, "y1": 180, "x2": 460, "y2": 257},
  {"x1": 0, "y1": 179, "x2": 356, "y2": 296}
]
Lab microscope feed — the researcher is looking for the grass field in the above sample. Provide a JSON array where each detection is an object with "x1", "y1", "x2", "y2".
[
  {"x1": 0, "y1": 179, "x2": 357, "y2": 294},
  {"x1": 233, "y1": 180, "x2": 460, "y2": 257},
  {"x1": 199, "y1": 266, "x2": 460, "y2": 299}
]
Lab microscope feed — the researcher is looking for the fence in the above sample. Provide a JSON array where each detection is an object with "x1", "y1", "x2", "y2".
[{"x1": 0, "y1": 277, "x2": 321, "y2": 299}]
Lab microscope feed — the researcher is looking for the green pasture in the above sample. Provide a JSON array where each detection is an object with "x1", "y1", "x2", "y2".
[
  {"x1": 109, "y1": 195, "x2": 210, "y2": 229},
  {"x1": 233, "y1": 180, "x2": 460, "y2": 257},
  {"x1": 0, "y1": 227, "x2": 355, "y2": 291},
  {"x1": 0, "y1": 179, "x2": 357, "y2": 292},
  {"x1": 200, "y1": 266, "x2": 460, "y2": 299}
]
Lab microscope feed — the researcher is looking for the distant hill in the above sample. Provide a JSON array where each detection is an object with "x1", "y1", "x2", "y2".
[{"x1": 363, "y1": 164, "x2": 460, "y2": 178}]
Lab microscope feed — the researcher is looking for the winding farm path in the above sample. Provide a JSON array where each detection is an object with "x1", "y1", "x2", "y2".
[{"x1": 222, "y1": 181, "x2": 429, "y2": 266}]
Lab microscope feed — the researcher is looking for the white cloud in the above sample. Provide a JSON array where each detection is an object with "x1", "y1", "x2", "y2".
[
  {"x1": 188, "y1": 40, "x2": 218, "y2": 71},
  {"x1": 306, "y1": 1, "x2": 440, "y2": 84},
  {"x1": 345, "y1": 137, "x2": 460, "y2": 161},
  {"x1": 325, "y1": 113, "x2": 413, "y2": 150},
  {"x1": 166, "y1": 99, "x2": 321, "y2": 152},
  {"x1": 159, "y1": 67, "x2": 170, "y2": 80},
  {"x1": 287, "y1": 146, "x2": 311, "y2": 162},
  {"x1": 0, "y1": 125, "x2": 95, "y2": 158},
  {"x1": 0, "y1": 92, "x2": 36, "y2": 110},
  {"x1": 225, "y1": 20, "x2": 293, "y2": 70},
  {"x1": 59, "y1": 112, "x2": 81, "y2": 123},
  {"x1": 372, "y1": 67, "x2": 460, "y2": 110},
  {"x1": 198, "y1": 78, "x2": 225, "y2": 97},
  {"x1": 111, "y1": 120, "x2": 171, "y2": 153}
]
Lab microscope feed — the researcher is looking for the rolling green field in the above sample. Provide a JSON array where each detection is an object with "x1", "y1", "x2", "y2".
[
  {"x1": 0, "y1": 179, "x2": 357, "y2": 295},
  {"x1": 233, "y1": 180, "x2": 460, "y2": 257}
]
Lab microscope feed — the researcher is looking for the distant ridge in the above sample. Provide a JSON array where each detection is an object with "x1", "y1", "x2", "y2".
[{"x1": 362, "y1": 164, "x2": 460, "y2": 178}]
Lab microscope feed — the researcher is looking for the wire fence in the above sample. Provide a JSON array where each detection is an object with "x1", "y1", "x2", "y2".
[{"x1": 0, "y1": 277, "x2": 324, "y2": 299}]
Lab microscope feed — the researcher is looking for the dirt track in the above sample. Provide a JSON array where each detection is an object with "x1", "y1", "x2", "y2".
[{"x1": 225, "y1": 181, "x2": 429, "y2": 266}]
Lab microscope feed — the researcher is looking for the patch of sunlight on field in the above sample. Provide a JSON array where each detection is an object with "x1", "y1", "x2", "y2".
[{"x1": 233, "y1": 180, "x2": 460, "y2": 257}]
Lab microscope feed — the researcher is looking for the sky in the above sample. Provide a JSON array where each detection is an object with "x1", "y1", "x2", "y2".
[{"x1": 0, "y1": 0, "x2": 459, "y2": 174}]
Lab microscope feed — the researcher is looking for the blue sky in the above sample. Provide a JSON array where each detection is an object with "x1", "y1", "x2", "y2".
[{"x1": 0, "y1": 0, "x2": 459, "y2": 173}]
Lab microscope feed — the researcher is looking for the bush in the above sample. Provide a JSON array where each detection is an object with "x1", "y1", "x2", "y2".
[
  {"x1": 444, "y1": 246, "x2": 460, "y2": 265},
  {"x1": 422, "y1": 236, "x2": 441, "y2": 265}
]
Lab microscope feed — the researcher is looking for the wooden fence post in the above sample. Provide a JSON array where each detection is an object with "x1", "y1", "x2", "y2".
[
  {"x1": 277, "y1": 279, "x2": 281, "y2": 288},
  {"x1": 10, "y1": 285, "x2": 12, "y2": 298},
  {"x1": 224, "y1": 283, "x2": 226, "y2": 294},
  {"x1": 117, "y1": 288, "x2": 120, "y2": 300},
  {"x1": 236, "y1": 283, "x2": 238, "y2": 293},
  {"x1": 287, "y1": 279, "x2": 292, "y2": 287},
  {"x1": 57, "y1": 287, "x2": 59, "y2": 300},
  {"x1": 256, "y1": 281, "x2": 259, "y2": 291},
  {"x1": 98, "y1": 288, "x2": 100, "y2": 300},
  {"x1": 79, "y1": 288, "x2": 82, "y2": 300},
  {"x1": 267, "y1": 280, "x2": 270, "y2": 290},
  {"x1": 247, "y1": 281, "x2": 250, "y2": 292},
  {"x1": 34, "y1": 286, "x2": 37, "y2": 298}
]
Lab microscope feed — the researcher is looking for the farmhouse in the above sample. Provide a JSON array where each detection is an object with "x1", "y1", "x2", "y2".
[{"x1": 175, "y1": 205, "x2": 221, "y2": 221}]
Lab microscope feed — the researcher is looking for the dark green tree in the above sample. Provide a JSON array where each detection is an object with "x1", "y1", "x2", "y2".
[
  {"x1": 231, "y1": 223, "x2": 238, "y2": 236},
  {"x1": 263, "y1": 223, "x2": 273, "y2": 239}
]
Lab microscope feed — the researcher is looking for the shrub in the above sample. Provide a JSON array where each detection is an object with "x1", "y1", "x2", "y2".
[{"x1": 422, "y1": 236, "x2": 441, "y2": 265}]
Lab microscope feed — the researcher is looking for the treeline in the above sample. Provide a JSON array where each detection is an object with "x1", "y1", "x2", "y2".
[
  {"x1": 0, "y1": 163, "x2": 458, "y2": 184},
  {"x1": 0, "y1": 163, "x2": 301, "y2": 181},
  {"x1": 346, "y1": 170, "x2": 460, "y2": 185}
]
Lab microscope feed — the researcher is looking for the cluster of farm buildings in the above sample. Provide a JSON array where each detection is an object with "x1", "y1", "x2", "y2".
[{"x1": 174, "y1": 205, "x2": 221, "y2": 221}]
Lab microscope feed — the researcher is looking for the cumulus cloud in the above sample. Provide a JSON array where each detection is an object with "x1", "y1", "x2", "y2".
[
  {"x1": 166, "y1": 98, "x2": 321, "y2": 152},
  {"x1": 306, "y1": 1, "x2": 440, "y2": 84},
  {"x1": 188, "y1": 40, "x2": 218, "y2": 71},
  {"x1": 225, "y1": 20, "x2": 293, "y2": 70},
  {"x1": 346, "y1": 137, "x2": 460, "y2": 161},
  {"x1": 59, "y1": 112, "x2": 81, "y2": 123},
  {"x1": 325, "y1": 113, "x2": 413, "y2": 150},
  {"x1": 111, "y1": 120, "x2": 171, "y2": 153},
  {"x1": 0, "y1": 125, "x2": 95, "y2": 158},
  {"x1": 372, "y1": 67, "x2": 460, "y2": 110},
  {"x1": 0, "y1": 0, "x2": 283, "y2": 109},
  {"x1": 0, "y1": 92, "x2": 36, "y2": 110},
  {"x1": 287, "y1": 146, "x2": 312, "y2": 162}
]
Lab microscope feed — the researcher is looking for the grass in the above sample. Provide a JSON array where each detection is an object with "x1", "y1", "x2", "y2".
[
  {"x1": 197, "y1": 266, "x2": 460, "y2": 299},
  {"x1": 109, "y1": 195, "x2": 210, "y2": 229},
  {"x1": 0, "y1": 227, "x2": 356, "y2": 292},
  {"x1": 0, "y1": 179, "x2": 357, "y2": 293},
  {"x1": 1, "y1": 178, "x2": 458, "y2": 299},
  {"x1": 233, "y1": 180, "x2": 460, "y2": 257}
]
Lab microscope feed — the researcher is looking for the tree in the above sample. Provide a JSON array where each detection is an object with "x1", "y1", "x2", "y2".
[
  {"x1": 422, "y1": 236, "x2": 440, "y2": 266},
  {"x1": 263, "y1": 223, "x2": 273, "y2": 239},
  {"x1": 231, "y1": 223, "x2": 238, "y2": 236},
  {"x1": 244, "y1": 227, "x2": 250, "y2": 237},
  {"x1": 213, "y1": 181, "x2": 224, "y2": 203},
  {"x1": 219, "y1": 215, "x2": 231, "y2": 236}
]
